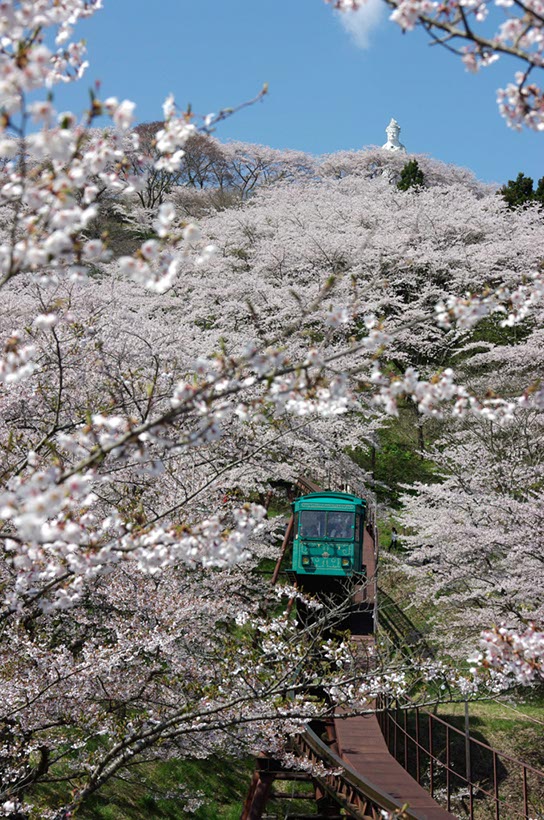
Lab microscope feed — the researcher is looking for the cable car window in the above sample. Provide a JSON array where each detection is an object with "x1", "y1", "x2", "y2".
[
  {"x1": 300, "y1": 510, "x2": 326, "y2": 538},
  {"x1": 327, "y1": 511, "x2": 354, "y2": 540},
  {"x1": 355, "y1": 514, "x2": 361, "y2": 542}
]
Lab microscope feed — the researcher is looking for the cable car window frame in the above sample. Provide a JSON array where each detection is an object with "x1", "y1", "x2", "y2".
[{"x1": 355, "y1": 513, "x2": 361, "y2": 543}]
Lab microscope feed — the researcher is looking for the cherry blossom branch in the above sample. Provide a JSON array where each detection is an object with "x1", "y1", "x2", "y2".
[{"x1": 327, "y1": 0, "x2": 544, "y2": 129}]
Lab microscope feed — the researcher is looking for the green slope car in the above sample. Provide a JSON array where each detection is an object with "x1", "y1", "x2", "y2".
[{"x1": 291, "y1": 491, "x2": 367, "y2": 580}]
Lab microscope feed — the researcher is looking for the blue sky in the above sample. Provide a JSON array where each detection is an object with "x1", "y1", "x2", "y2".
[{"x1": 56, "y1": 0, "x2": 543, "y2": 184}]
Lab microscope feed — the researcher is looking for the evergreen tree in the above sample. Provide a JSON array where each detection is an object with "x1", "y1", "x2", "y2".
[
  {"x1": 500, "y1": 171, "x2": 535, "y2": 208},
  {"x1": 534, "y1": 175, "x2": 544, "y2": 206},
  {"x1": 397, "y1": 158, "x2": 425, "y2": 191}
]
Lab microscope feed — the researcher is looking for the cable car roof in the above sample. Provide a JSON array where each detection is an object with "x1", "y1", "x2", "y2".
[{"x1": 294, "y1": 491, "x2": 366, "y2": 506}]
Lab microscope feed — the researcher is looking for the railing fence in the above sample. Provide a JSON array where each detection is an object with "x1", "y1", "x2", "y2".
[{"x1": 376, "y1": 696, "x2": 544, "y2": 819}]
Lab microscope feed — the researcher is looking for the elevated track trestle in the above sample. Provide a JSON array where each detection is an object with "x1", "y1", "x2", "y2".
[
  {"x1": 242, "y1": 476, "x2": 454, "y2": 819},
  {"x1": 242, "y1": 476, "x2": 544, "y2": 819}
]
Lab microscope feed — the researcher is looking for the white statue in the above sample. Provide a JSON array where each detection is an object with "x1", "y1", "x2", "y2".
[{"x1": 382, "y1": 118, "x2": 406, "y2": 152}]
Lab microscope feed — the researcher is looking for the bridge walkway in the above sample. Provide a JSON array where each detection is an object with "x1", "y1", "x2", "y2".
[{"x1": 334, "y1": 708, "x2": 452, "y2": 818}]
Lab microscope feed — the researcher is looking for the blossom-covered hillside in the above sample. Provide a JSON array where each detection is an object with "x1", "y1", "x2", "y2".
[{"x1": 0, "y1": 4, "x2": 543, "y2": 815}]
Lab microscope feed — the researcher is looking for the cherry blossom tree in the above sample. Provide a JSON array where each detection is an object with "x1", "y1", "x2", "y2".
[
  {"x1": 395, "y1": 410, "x2": 544, "y2": 651},
  {"x1": 192, "y1": 149, "x2": 544, "y2": 416},
  {"x1": 0, "y1": 4, "x2": 373, "y2": 815},
  {"x1": 0, "y1": 2, "x2": 543, "y2": 816},
  {"x1": 477, "y1": 624, "x2": 544, "y2": 685},
  {"x1": 391, "y1": 223, "x2": 544, "y2": 653}
]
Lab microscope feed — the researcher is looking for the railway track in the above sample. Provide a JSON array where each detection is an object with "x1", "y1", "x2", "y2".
[{"x1": 242, "y1": 477, "x2": 453, "y2": 820}]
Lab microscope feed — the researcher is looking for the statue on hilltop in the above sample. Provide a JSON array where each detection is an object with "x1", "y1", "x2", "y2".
[{"x1": 382, "y1": 118, "x2": 406, "y2": 152}]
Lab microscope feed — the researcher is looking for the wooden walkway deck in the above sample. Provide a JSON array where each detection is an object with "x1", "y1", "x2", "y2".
[
  {"x1": 334, "y1": 525, "x2": 455, "y2": 818},
  {"x1": 334, "y1": 710, "x2": 454, "y2": 819}
]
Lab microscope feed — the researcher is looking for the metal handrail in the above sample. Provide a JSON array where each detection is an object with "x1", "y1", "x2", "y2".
[
  {"x1": 296, "y1": 475, "x2": 322, "y2": 494},
  {"x1": 377, "y1": 588, "x2": 431, "y2": 658},
  {"x1": 377, "y1": 696, "x2": 544, "y2": 819}
]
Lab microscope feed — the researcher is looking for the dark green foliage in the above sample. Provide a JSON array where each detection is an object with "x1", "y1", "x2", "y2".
[
  {"x1": 349, "y1": 410, "x2": 437, "y2": 507},
  {"x1": 501, "y1": 172, "x2": 534, "y2": 208},
  {"x1": 397, "y1": 159, "x2": 425, "y2": 191},
  {"x1": 463, "y1": 313, "x2": 533, "y2": 349},
  {"x1": 500, "y1": 171, "x2": 544, "y2": 208},
  {"x1": 535, "y1": 175, "x2": 544, "y2": 203},
  {"x1": 85, "y1": 210, "x2": 153, "y2": 256}
]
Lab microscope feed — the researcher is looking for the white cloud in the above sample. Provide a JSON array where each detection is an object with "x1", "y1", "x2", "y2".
[{"x1": 336, "y1": 1, "x2": 385, "y2": 49}]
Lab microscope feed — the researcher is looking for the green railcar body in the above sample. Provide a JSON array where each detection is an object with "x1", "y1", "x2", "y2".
[{"x1": 291, "y1": 491, "x2": 367, "y2": 577}]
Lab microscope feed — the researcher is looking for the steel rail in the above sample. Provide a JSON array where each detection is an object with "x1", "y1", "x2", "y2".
[
  {"x1": 296, "y1": 475, "x2": 322, "y2": 494},
  {"x1": 377, "y1": 587, "x2": 431, "y2": 658}
]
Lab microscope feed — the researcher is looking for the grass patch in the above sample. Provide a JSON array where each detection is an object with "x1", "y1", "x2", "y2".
[
  {"x1": 437, "y1": 697, "x2": 544, "y2": 769},
  {"x1": 349, "y1": 406, "x2": 439, "y2": 507},
  {"x1": 436, "y1": 698, "x2": 544, "y2": 818},
  {"x1": 83, "y1": 756, "x2": 252, "y2": 819},
  {"x1": 33, "y1": 756, "x2": 254, "y2": 819}
]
